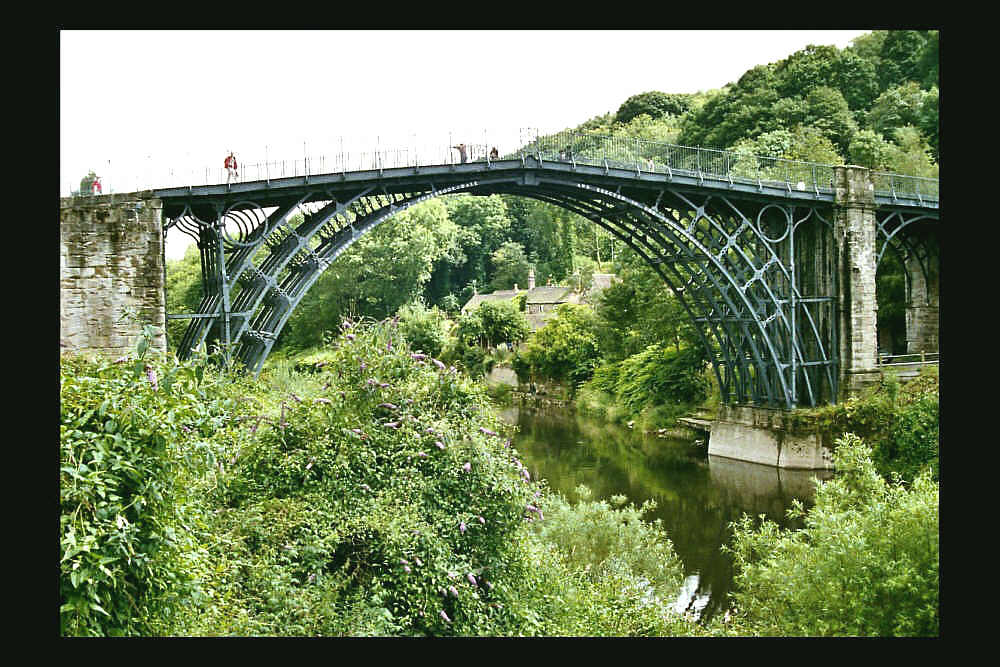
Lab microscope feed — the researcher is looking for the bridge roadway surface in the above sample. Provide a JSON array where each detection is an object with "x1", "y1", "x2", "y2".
[{"x1": 152, "y1": 156, "x2": 938, "y2": 218}]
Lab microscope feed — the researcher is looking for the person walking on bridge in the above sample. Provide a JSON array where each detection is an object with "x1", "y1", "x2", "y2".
[
  {"x1": 91, "y1": 176, "x2": 102, "y2": 195},
  {"x1": 489, "y1": 146, "x2": 499, "y2": 161},
  {"x1": 224, "y1": 151, "x2": 239, "y2": 184},
  {"x1": 452, "y1": 143, "x2": 468, "y2": 164}
]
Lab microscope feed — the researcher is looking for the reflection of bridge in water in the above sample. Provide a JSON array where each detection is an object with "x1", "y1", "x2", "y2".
[{"x1": 151, "y1": 129, "x2": 938, "y2": 409}]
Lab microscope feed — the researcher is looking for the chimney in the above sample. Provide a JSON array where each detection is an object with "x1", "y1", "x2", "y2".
[{"x1": 528, "y1": 267, "x2": 535, "y2": 290}]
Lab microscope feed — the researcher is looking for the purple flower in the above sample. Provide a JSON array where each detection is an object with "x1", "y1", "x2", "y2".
[
  {"x1": 431, "y1": 358, "x2": 446, "y2": 370},
  {"x1": 448, "y1": 585, "x2": 459, "y2": 597},
  {"x1": 479, "y1": 427, "x2": 498, "y2": 437},
  {"x1": 462, "y1": 462, "x2": 471, "y2": 473},
  {"x1": 478, "y1": 516, "x2": 485, "y2": 524},
  {"x1": 537, "y1": 510, "x2": 544, "y2": 521},
  {"x1": 435, "y1": 441, "x2": 445, "y2": 450},
  {"x1": 400, "y1": 558, "x2": 409, "y2": 564},
  {"x1": 314, "y1": 397, "x2": 332, "y2": 405},
  {"x1": 346, "y1": 333, "x2": 356, "y2": 341},
  {"x1": 526, "y1": 504, "x2": 538, "y2": 513},
  {"x1": 387, "y1": 340, "x2": 392, "y2": 351},
  {"x1": 522, "y1": 469, "x2": 531, "y2": 481},
  {"x1": 459, "y1": 521, "x2": 467, "y2": 533},
  {"x1": 359, "y1": 361, "x2": 367, "y2": 371},
  {"x1": 145, "y1": 365, "x2": 158, "y2": 391},
  {"x1": 467, "y1": 573, "x2": 477, "y2": 586},
  {"x1": 414, "y1": 557, "x2": 423, "y2": 566},
  {"x1": 383, "y1": 421, "x2": 400, "y2": 429},
  {"x1": 114, "y1": 355, "x2": 129, "y2": 364},
  {"x1": 403, "y1": 565, "x2": 411, "y2": 573},
  {"x1": 439, "y1": 610, "x2": 451, "y2": 624},
  {"x1": 410, "y1": 353, "x2": 427, "y2": 361},
  {"x1": 378, "y1": 402, "x2": 398, "y2": 410},
  {"x1": 361, "y1": 484, "x2": 371, "y2": 491},
  {"x1": 418, "y1": 451, "x2": 428, "y2": 458},
  {"x1": 426, "y1": 427, "x2": 436, "y2": 434}
]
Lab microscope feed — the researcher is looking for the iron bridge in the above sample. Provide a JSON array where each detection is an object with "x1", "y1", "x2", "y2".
[{"x1": 154, "y1": 143, "x2": 939, "y2": 410}]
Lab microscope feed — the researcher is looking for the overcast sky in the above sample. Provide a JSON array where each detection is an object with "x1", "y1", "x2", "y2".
[{"x1": 60, "y1": 29, "x2": 870, "y2": 258}]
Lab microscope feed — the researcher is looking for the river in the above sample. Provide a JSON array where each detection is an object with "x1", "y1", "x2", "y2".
[{"x1": 499, "y1": 404, "x2": 832, "y2": 622}]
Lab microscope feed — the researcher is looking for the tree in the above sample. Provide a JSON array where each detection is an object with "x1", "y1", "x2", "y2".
[
  {"x1": 488, "y1": 241, "x2": 531, "y2": 292},
  {"x1": 455, "y1": 300, "x2": 529, "y2": 350},
  {"x1": 803, "y1": 86, "x2": 857, "y2": 154},
  {"x1": 164, "y1": 244, "x2": 204, "y2": 355},
  {"x1": 615, "y1": 91, "x2": 692, "y2": 125},
  {"x1": 848, "y1": 129, "x2": 894, "y2": 170},
  {"x1": 867, "y1": 82, "x2": 930, "y2": 137},
  {"x1": 283, "y1": 199, "x2": 460, "y2": 350},
  {"x1": 516, "y1": 304, "x2": 601, "y2": 385}
]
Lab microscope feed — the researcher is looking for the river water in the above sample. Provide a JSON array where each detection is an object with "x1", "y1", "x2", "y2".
[{"x1": 499, "y1": 404, "x2": 832, "y2": 622}]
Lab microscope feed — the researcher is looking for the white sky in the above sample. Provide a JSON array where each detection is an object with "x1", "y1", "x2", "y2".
[{"x1": 60, "y1": 29, "x2": 870, "y2": 259}]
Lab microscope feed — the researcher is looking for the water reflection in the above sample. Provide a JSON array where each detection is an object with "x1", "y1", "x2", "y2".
[{"x1": 501, "y1": 405, "x2": 831, "y2": 622}]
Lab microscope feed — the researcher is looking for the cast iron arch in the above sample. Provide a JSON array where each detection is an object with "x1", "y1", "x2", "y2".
[{"x1": 167, "y1": 172, "x2": 840, "y2": 408}]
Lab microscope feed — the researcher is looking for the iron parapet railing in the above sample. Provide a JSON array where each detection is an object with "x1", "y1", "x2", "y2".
[{"x1": 125, "y1": 128, "x2": 939, "y2": 203}]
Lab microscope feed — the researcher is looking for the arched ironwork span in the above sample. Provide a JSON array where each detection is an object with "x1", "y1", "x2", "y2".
[{"x1": 159, "y1": 158, "x2": 935, "y2": 408}]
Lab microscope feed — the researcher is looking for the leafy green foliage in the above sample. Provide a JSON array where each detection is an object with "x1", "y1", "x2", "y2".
[
  {"x1": 60, "y1": 337, "x2": 249, "y2": 635},
  {"x1": 616, "y1": 91, "x2": 693, "y2": 125},
  {"x1": 396, "y1": 301, "x2": 451, "y2": 358},
  {"x1": 454, "y1": 300, "x2": 530, "y2": 351},
  {"x1": 514, "y1": 304, "x2": 601, "y2": 386},
  {"x1": 721, "y1": 434, "x2": 938, "y2": 636}
]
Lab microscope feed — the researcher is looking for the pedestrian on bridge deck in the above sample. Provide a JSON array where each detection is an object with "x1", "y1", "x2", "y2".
[
  {"x1": 452, "y1": 143, "x2": 468, "y2": 164},
  {"x1": 91, "y1": 176, "x2": 102, "y2": 195},
  {"x1": 489, "y1": 146, "x2": 499, "y2": 161},
  {"x1": 224, "y1": 151, "x2": 239, "y2": 183}
]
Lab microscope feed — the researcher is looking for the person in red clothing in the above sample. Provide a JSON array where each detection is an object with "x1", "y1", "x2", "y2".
[
  {"x1": 224, "y1": 151, "x2": 239, "y2": 183},
  {"x1": 91, "y1": 176, "x2": 102, "y2": 195}
]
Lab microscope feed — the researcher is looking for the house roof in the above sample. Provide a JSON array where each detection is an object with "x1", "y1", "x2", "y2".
[
  {"x1": 461, "y1": 290, "x2": 519, "y2": 312},
  {"x1": 525, "y1": 286, "x2": 572, "y2": 304}
]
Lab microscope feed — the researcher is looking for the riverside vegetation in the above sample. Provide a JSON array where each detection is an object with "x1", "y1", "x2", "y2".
[{"x1": 61, "y1": 319, "x2": 938, "y2": 636}]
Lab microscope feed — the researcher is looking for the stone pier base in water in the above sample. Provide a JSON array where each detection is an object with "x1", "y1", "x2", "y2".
[{"x1": 708, "y1": 405, "x2": 833, "y2": 470}]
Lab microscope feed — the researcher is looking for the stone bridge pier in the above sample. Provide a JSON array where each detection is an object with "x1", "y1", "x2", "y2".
[
  {"x1": 834, "y1": 165, "x2": 881, "y2": 399},
  {"x1": 904, "y1": 250, "x2": 939, "y2": 355},
  {"x1": 60, "y1": 193, "x2": 167, "y2": 360}
]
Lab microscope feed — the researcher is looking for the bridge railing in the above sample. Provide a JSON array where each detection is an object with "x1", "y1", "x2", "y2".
[
  {"x1": 872, "y1": 171, "x2": 940, "y2": 202},
  {"x1": 877, "y1": 351, "x2": 940, "y2": 366},
  {"x1": 88, "y1": 128, "x2": 938, "y2": 203}
]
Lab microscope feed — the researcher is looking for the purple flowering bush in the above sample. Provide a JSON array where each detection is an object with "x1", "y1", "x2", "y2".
[{"x1": 202, "y1": 319, "x2": 547, "y2": 635}]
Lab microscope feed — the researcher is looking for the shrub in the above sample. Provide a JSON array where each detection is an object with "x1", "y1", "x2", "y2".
[
  {"x1": 720, "y1": 434, "x2": 939, "y2": 636},
  {"x1": 60, "y1": 347, "x2": 246, "y2": 636}
]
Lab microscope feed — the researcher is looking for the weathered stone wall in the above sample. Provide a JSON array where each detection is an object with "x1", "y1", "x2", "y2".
[
  {"x1": 60, "y1": 194, "x2": 167, "y2": 360},
  {"x1": 905, "y1": 251, "x2": 939, "y2": 354},
  {"x1": 833, "y1": 166, "x2": 881, "y2": 399}
]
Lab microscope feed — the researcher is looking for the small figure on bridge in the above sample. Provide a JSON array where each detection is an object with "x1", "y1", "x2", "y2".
[
  {"x1": 91, "y1": 176, "x2": 102, "y2": 195},
  {"x1": 647, "y1": 158, "x2": 654, "y2": 172},
  {"x1": 452, "y1": 143, "x2": 468, "y2": 164},
  {"x1": 489, "y1": 146, "x2": 499, "y2": 161},
  {"x1": 224, "y1": 151, "x2": 239, "y2": 183}
]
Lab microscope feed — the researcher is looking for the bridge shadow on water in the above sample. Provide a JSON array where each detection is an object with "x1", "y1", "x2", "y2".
[{"x1": 500, "y1": 404, "x2": 832, "y2": 623}]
